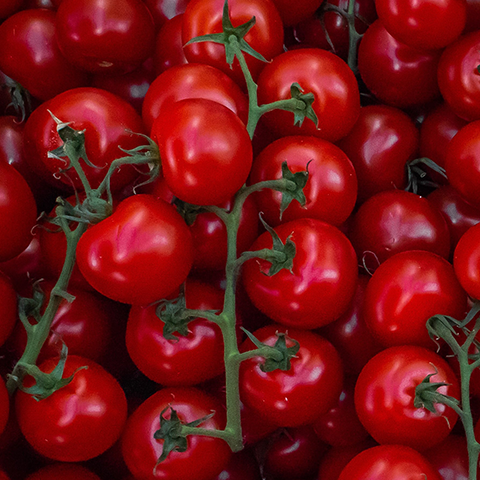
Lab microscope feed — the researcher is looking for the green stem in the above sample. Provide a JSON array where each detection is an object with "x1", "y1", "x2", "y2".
[{"x1": 346, "y1": 0, "x2": 360, "y2": 74}]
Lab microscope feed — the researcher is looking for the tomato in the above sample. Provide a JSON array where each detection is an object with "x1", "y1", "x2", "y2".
[
  {"x1": 375, "y1": 0, "x2": 466, "y2": 51},
  {"x1": 337, "y1": 105, "x2": 419, "y2": 204},
  {"x1": 257, "y1": 48, "x2": 360, "y2": 143},
  {"x1": 242, "y1": 218, "x2": 358, "y2": 329},
  {"x1": 354, "y1": 346, "x2": 459, "y2": 450},
  {"x1": 454, "y1": 222, "x2": 480, "y2": 299},
  {"x1": 239, "y1": 325, "x2": 344, "y2": 427},
  {"x1": 271, "y1": 0, "x2": 324, "y2": 26},
  {"x1": 0, "y1": 162, "x2": 37, "y2": 263},
  {"x1": 358, "y1": 20, "x2": 441, "y2": 108},
  {"x1": 0, "y1": 0, "x2": 23, "y2": 18},
  {"x1": 0, "y1": 471, "x2": 9, "y2": 480},
  {"x1": 15, "y1": 355, "x2": 128, "y2": 462},
  {"x1": 76, "y1": 194, "x2": 193, "y2": 305},
  {"x1": 0, "y1": 9, "x2": 90, "y2": 101},
  {"x1": 338, "y1": 445, "x2": 442, "y2": 480},
  {"x1": 445, "y1": 120, "x2": 480, "y2": 208},
  {"x1": 152, "y1": 98, "x2": 252, "y2": 206},
  {"x1": 438, "y1": 31, "x2": 480, "y2": 121},
  {"x1": 0, "y1": 377, "x2": 8, "y2": 438},
  {"x1": 55, "y1": 0, "x2": 155, "y2": 74},
  {"x1": 363, "y1": 250, "x2": 467, "y2": 349},
  {"x1": 121, "y1": 387, "x2": 231, "y2": 480},
  {"x1": 465, "y1": 0, "x2": 480, "y2": 32},
  {"x1": 249, "y1": 135, "x2": 357, "y2": 227},
  {"x1": 23, "y1": 87, "x2": 147, "y2": 193},
  {"x1": 0, "y1": 272, "x2": 17, "y2": 349},
  {"x1": 349, "y1": 190, "x2": 451, "y2": 272},
  {"x1": 212, "y1": 449, "x2": 261, "y2": 480},
  {"x1": 143, "y1": 0, "x2": 191, "y2": 30},
  {"x1": 182, "y1": 0, "x2": 284, "y2": 85},
  {"x1": 142, "y1": 63, "x2": 248, "y2": 132},
  {"x1": 25, "y1": 464, "x2": 101, "y2": 480}
]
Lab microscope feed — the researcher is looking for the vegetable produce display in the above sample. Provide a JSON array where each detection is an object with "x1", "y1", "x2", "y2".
[{"x1": 1, "y1": 0, "x2": 480, "y2": 479}]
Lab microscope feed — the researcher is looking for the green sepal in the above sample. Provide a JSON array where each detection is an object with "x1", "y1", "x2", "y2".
[
  {"x1": 279, "y1": 161, "x2": 310, "y2": 219},
  {"x1": 16, "y1": 344, "x2": 87, "y2": 401},
  {"x1": 184, "y1": 0, "x2": 268, "y2": 66},
  {"x1": 406, "y1": 157, "x2": 447, "y2": 194},
  {"x1": 173, "y1": 198, "x2": 207, "y2": 226},
  {"x1": 153, "y1": 406, "x2": 215, "y2": 467},
  {"x1": 259, "y1": 215, "x2": 296, "y2": 276},
  {"x1": 18, "y1": 281, "x2": 46, "y2": 327},
  {"x1": 289, "y1": 83, "x2": 319, "y2": 128},
  {"x1": 414, "y1": 371, "x2": 459, "y2": 414}
]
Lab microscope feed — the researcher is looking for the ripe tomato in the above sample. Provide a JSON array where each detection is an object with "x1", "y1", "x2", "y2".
[
  {"x1": 0, "y1": 162, "x2": 37, "y2": 263},
  {"x1": 257, "y1": 48, "x2": 360, "y2": 143},
  {"x1": 363, "y1": 250, "x2": 467, "y2": 349},
  {"x1": 121, "y1": 387, "x2": 231, "y2": 480},
  {"x1": 143, "y1": 0, "x2": 191, "y2": 30},
  {"x1": 15, "y1": 355, "x2": 128, "y2": 462},
  {"x1": 0, "y1": 0, "x2": 23, "y2": 18},
  {"x1": 0, "y1": 9, "x2": 90, "y2": 101},
  {"x1": 454, "y1": 222, "x2": 480, "y2": 299},
  {"x1": 182, "y1": 0, "x2": 284, "y2": 85},
  {"x1": 0, "y1": 376, "x2": 8, "y2": 437},
  {"x1": 25, "y1": 464, "x2": 101, "y2": 480},
  {"x1": 76, "y1": 194, "x2": 193, "y2": 306},
  {"x1": 23, "y1": 87, "x2": 147, "y2": 193},
  {"x1": 152, "y1": 98, "x2": 252, "y2": 206},
  {"x1": 354, "y1": 346, "x2": 459, "y2": 450},
  {"x1": 212, "y1": 449, "x2": 261, "y2": 480},
  {"x1": 249, "y1": 135, "x2": 357, "y2": 227},
  {"x1": 55, "y1": 0, "x2": 155, "y2": 74},
  {"x1": 242, "y1": 218, "x2": 358, "y2": 329},
  {"x1": 338, "y1": 445, "x2": 442, "y2": 480},
  {"x1": 271, "y1": 0, "x2": 324, "y2": 26},
  {"x1": 239, "y1": 325, "x2": 344, "y2": 427}
]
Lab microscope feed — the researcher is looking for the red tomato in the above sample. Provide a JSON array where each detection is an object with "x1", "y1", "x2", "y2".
[
  {"x1": 337, "y1": 105, "x2": 419, "y2": 204},
  {"x1": 445, "y1": 120, "x2": 480, "y2": 208},
  {"x1": 76, "y1": 194, "x2": 193, "y2": 305},
  {"x1": 0, "y1": 9, "x2": 90, "y2": 101},
  {"x1": 0, "y1": 271, "x2": 17, "y2": 349},
  {"x1": 25, "y1": 464, "x2": 101, "y2": 480},
  {"x1": 454, "y1": 222, "x2": 480, "y2": 299},
  {"x1": 349, "y1": 190, "x2": 451, "y2": 271},
  {"x1": 239, "y1": 325, "x2": 344, "y2": 427},
  {"x1": 358, "y1": 20, "x2": 441, "y2": 108},
  {"x1": 212, "y1": 449, "x2": 261, "y2": 480},
  {"x1": 15, "y1": 355, "x2": 128, "y2": 462},
  {"x1": 0, "y1": 377, "x2": 8, "y2": 437},
  {"x1": 363, "y1": 250, "x2": 467, "y2": 349},
  {"x1": 338, "y1": 445, "x2": 442, "y2": 480},
  {"x1": 142, "y1": 63, "x2": 248, "y2": 132},
  {"x1": 375, "y1": 0, "x2": 466, "y2": 51},
  {"x1": 354, "y1": 346, "x2": 459, "y2": 450},
  {"x1": 143, "y1": 0, "x2": 191, "y2": 30},
  {"x1": 23, "y1": 87, "x2": 147, "y2": 192},
  {"x1": 55, "y1": 0, "x2": 155, "y2": 74},
  {"x1": 152, "y1": 98, "x2": 252, "y2": 206},
  {"x1": 182, "y1": 0, "x2": 284, "y2": 85},
  {"x1": 249, "y1": 135, "x2": 357, "y2": 227},
  {"x1": 271, "y1": 0, "x2": 324, "y2": 26},
  {"x1": 126, "y1": 278, "x2": 225, "y2": 385},
  {"x1": 257, "y1": 48, "x2": 360, "y2": 143},
  {"x1": 0, "y1": 162, "x2": 37, "y2": 263},
  {"x1": 438, "y1": 31, "x2": 480, "y2": 121},
  {"x1": 121, "y1": 387, "x2": 231, "y2": 480},
  {"x1": 242, "y1": 218, "x2": 358, "y2": 329},
  {"x1": 0, "y1": 0, "x2": 23, "y2": 18}
]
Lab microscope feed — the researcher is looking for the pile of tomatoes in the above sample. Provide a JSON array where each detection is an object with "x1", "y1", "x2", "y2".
[{"x1": 1, "y1": 0, "x2": 480, "y2": 479}]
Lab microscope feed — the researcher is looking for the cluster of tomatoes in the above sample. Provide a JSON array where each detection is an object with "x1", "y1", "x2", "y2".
[{"x1": 1, "y1": 0, "x2": 480, "y2": 479}]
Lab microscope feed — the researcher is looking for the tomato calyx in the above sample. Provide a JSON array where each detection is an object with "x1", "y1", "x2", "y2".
[
  {"x1": 278, "y1": 160, "x2": 310, "y2": 219},
  {"x1": 1, "y1": 74, "x2": 32, "y2": 122},
  {"x1": 405, "y1": 157, "x2": 448, "y2": 195},
  {"x1": 414, "y1": 369, "x2": 459, "y2": 415}
]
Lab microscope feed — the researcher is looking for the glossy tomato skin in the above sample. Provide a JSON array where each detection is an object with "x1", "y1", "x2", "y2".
[
  {"x1": 0, "y1": 9, "x2": 90, "y2": 101},
  {"x1": 152, "y1": 98, "x2": 252, "y2": 206},
  {"x1": 0, "y1": 0, "x2": 23, "y2": 18},
  {"x1": 337, "y1": 105, "x2": 419, "y2": 204},
  {"x1": 454, "y1": 222, "x2": 480, "y2": 299},
  {"x1": 354, "y1": 346, "x2": 460, "y2": 450},
  {"x1": 445, "y1": 120, "x2": 480, "y2": 208},
  {"x1": 271, "y1": 0, "x2": 324, "y2": 26},
  {"x1": 121, "y1": 387, "x2": 231, "y2": 480},
  {"x1": 55, "y1": 0, "x2": 155, "y2": 74},
  {"x1": 143, "y1": 0, "x2": 191, "y2": 30},
  {"x1": 15, "y1": 355, "x2": 128, "y2": 462},
  {"x1": 338, "y1": 445, "x2": 442, "y2": 480},
  {"x1": 358, "y1": 20, "x2": 441, "y2": 108},
  {"x1": 126, "y1": 278, "x2": 225, "y2": 385},
  {"x1": 25, "y1": 464, "x2": 101, "y2": 480},
  {"x1": 212, "y1": 449, "x2": 261, "y2": 480},
  {"x1": 0, "y1": 162, "x2": 37, "y2": 263},
  {"x1": 0, "y1": 377, "x2": 8, "y2": 437},
  {"x1": 182, "y1": 0, "x2": 284, "y2": 85},
  {"x1": 349, "y1": 190, "x2": 451, "y2": 271},
  {"x1": 438, "y1": 31, "x2": 480, "y2": 121},
  {"x1": 243, "y1": 218, "x2": 358, "y2": 329},
  {"x1": 375, "y1": 0, "x2": 466, "y2": 51},
  {"x1": 23, "y1": 87, "x2": 147, "y2": 192},
  {"x1": 239, "y1": 325, "x2": 344, "y2": 427},
  {"x1": 249, "y1": 135, "x2": 357, "y2": 227},
  {"x1": 76, "y1": 194, "x2": 193, "y2": 305},
  {"x1": 142, "y1": 63, "x2": 248, "y2": 132},
  {"x1": 363, "y1": 250, "x2": 467, "y2": 349},
  {"x1": 257, "y1": 48, "x2": 360, "y2": 143}
]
